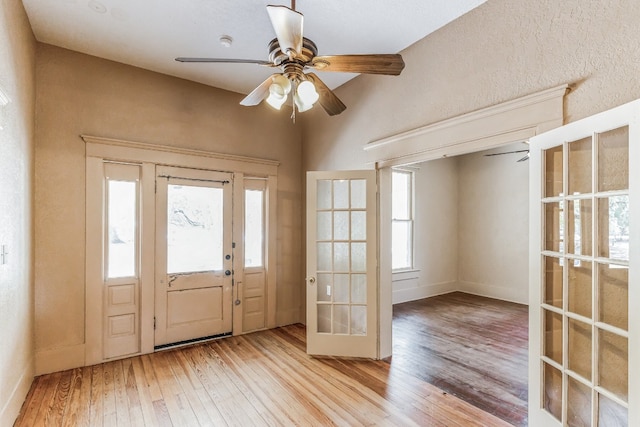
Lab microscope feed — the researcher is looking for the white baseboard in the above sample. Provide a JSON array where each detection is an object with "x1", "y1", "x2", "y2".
[
  {"x1": 1, "y1": 360, "x2": 34, "y2": 427},
  {"x1": 457, "y1": 280, "x2": 528, "y2": 305},
  {"x1": 35, "y1": 343, "x2": 85, "y2": 375},
  {"x1": 392, "y1": 281, "x2": 458, "y2": 304}
]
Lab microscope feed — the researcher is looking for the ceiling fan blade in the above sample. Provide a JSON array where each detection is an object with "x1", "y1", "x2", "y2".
[
  {"x1": 240, "y1": 74, "x2": 279, "y2": 106},
  {"x1": 175, "y1": 57, "x2": 274, "y2": 66},
  {"x1": 306, "y1": 73, "x2": 346, "y2": 116},
  {"x1": 266, "y1": 5, "x2": 303, "y2": 58},
  {"x1": 310, "y1": 54, "x2": 405, "y2": 75},
  {"x1": 483, "y1": 149, "x2": 529, "y2": 157}
]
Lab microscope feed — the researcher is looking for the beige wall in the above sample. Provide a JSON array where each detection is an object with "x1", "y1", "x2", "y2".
[
  {"x1": 302, "y1": 0, "x2": 640, "y2": 169},
  {"x1": 0, "y1": 0, "x2": 36, "y2": 424},
  {"x1": 34, "y1": 45, "x2": 304, "y2": 371},
  {"x1": 303, "y1": 0, "x2": 640, "y2": 305}
]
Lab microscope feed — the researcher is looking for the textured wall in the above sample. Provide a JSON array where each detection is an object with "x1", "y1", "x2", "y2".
[
  {"x1": 302, "y1": 0, "x2": 640, "y2": 170},
  {"x1": 0, "y1": 0, "x2": 36, "y2": 424},
  {"x1": 302, "y1": 0, "x2": 640, "y2": 303},
  {"x1": 34, "y1": 45, "x2": 304, "y2": 367}
]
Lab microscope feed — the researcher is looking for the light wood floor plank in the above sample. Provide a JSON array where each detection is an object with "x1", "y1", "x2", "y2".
[{"x1": 14, "y1": 294, "x2": 524, "y2": 427}]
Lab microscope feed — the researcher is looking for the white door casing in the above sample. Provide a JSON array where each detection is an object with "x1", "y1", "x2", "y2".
[{"x1": 306, "y1": 170, "x2": 378, "y2": 358}]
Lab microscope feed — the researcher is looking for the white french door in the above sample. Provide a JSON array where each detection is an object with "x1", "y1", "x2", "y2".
[
  {"x1": 155, "y1": 166, "x2": 233, "y2": 347},
  {"x1": 306, "y1": 170, "x2": 378, "y2": 358},
  {"x1": 529, "y1": 100, "x2": 640, "y2": 426}
]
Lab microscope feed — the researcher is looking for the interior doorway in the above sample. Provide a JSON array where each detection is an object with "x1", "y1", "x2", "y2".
[{"x1": 388, "y1": 142, "x2": 531, "y2": 425}]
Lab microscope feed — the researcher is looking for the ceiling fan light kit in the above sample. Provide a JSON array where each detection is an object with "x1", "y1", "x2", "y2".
[{"x1": 176, "y1": 2, "x2": 405, "y2": 120}]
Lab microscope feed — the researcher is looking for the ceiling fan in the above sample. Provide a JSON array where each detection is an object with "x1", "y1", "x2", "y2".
[
  {"x1": 484, "y1": 149, "x2": 530, "y2": 162},
  {"x1": 175, "y1": 1, "x2": 405, "y2": 120}
]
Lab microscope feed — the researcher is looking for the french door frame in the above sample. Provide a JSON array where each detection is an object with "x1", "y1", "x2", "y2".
[
  {"x1": 528, "y1": 99, "x2": 640, "y2": 425},
  {"x1": 84, "y1": 136, "x2": 278, "y2": 366}
]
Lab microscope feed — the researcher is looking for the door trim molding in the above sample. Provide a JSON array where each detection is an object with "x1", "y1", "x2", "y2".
[
  {"x1": 84, "y1": 136, "x2": 279, "y2": 367},
  {"x1": 364, "y1": 84, "x2": 569, "y2": 167}
]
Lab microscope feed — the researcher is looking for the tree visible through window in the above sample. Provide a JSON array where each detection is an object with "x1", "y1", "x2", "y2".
[{"x1": 392, "y1": 170, "x2": 413, "y2": 270}]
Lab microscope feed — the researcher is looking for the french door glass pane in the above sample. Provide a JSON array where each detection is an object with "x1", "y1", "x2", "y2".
[
  {"x1": 545, "y1": 145, "x2": 564, "y2": 198},
  {"x1": 544, "y1": 309, "x2": 563, "y2": 364},
  {"x1": 315, "y1": 178, "x2": 368, "y2": 337},
  {"x1": 597, "y1": 196, "x2": 629, "y2": 261},
  {"x1": 567, "y1": 199, "x2": 592, "y2": 256},
  {"x1": 598, "y1": 329, "x2": 628, "y2": 402},
  {"x1": 544, "y1": 202, "x2": 564, "y2": 252},
  {"x1": 568, "y1": 137, "x2": 592, "y2": 195},
  {"x1": 598, "y1": 263, "x2": 628, "y2": 331},
  {"x1": 598, "y1": 126, "x2": 629, "y2": 192},
  {"x1": 568, "y1": 259, "x2": 592, "y2": 318},
  {"x1": 167, "y1": 185, "x2": 223, "y2": 273},
  {"x1": 568, "y1": 318, "x2": 592, "y2": 380},
  {"x1": 598, "y1": 393, "x2": 628, "y2": 426},
  {"x1": 567, "y1": 376, "x2": 592, "y2": 427},
  {"x1": 544, "y1": 362, "x2": 563, "y2": 421},
  {"x1": 544, "y1": 256, "x2": 563, "y2": 308},
  {"x1": 107, "y1": 180, "x2": 137, "y2": 278}
]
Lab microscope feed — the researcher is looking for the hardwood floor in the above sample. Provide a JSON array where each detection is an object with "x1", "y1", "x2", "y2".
[
  {"x1": 393, "y1": 292, "x2": 528, "y2": 426},
  {"x1": 15, "y1": 315, "x2": 516, "y2": 426}
]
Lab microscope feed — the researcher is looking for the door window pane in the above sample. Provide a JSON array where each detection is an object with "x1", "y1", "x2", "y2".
[
  {"x1": 544, "y1": 256, "x2": 563, "y2": 308},
  {"x1": 598, "y1": 330, "x2": 628, "y2": 402},
  {"x1": 568, "y1": 259, "x2": 592, "y2": 318},
  {"x1": 597, "y1": 196, "x2": 629, "y2": 261},
  {"x1": 545, "y1": 145, "x2": 564, "y2": 198},
  {"x1": 244, "y1": 189, "x2": 264, "y2": 268},
  {"x1": 598, "y1": 126, "x2": 628, "y2": 192},
  {"x1": 317, "y1": 180, "x2": 332, "y2": 209},
  {"x1": 351, "y1": 211, "x2": 366, "y2": 240},
  {"x1": 107, "y1": 180, "x2": 137, "y2": 278},
  {"x1": 544, "y1": 309, "x2": 563, "y2": 364},
  {"x1": 568, "y1": 318, "x2": 592, "y2": 380},
  {"x1": 567, "y1": 377, "x2": 592, "y2": 427},
  {"x1": 317, "y1": 211, "x2": 332, "y2": 241},
  {"x1": 544, "y1": 363, "x2": 563, "y2": 421},
  {"x1": 333, "y1": 305, "x2": 348, "y2": 334},
  {"x1": 350, "y1": 179, "x2": 366, "y2": 209},
  {"x1": 333, "y1": 211, "x2": 349, "y2": 240},
  {"x1": 333, "y1": 180, "x2": 349, "y2": 209},
  {"x1": 351, "y1": 306, "x2": 366, "y2": 335},
  {"x1": 167, "y1": 185, "x2": 223, "y2": 273},
  {"x1": 568, "y1": 137, "x2": 592, "y2": 195},
  {"x1": 567, "y1": 199, "x2": 592, "y2": 256},
  {"x1": 598, "y1": 393, "x2": 628, "y2": 426},
  {"x1": 544, "y1": 201, "x2": 564, "y2": 252},
  {"x1": 598, "y1": 263, "x2": 628, "y2": 331}
]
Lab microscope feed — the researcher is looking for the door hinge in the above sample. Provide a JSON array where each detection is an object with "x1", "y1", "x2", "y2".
[
  {"x1": 153, "y1": 316, "x2": 156, "y2": 330},
  {"x1": 232, "y1": 242, "x2": 236, "y2": 249}
]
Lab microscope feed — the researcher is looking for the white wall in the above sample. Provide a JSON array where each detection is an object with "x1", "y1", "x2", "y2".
[
  {"x1": 457, "y1": 143, "x2": 530, "y2": 304},
  {"x1": 393, "y1": 158, "x2": 459, "y2": 303},
  {"x1": 393, "y1": 143, "x2": 529, "y2": 305},
  {"x1": 0, "y1": 1, "x2": 36, "y2": 424}
]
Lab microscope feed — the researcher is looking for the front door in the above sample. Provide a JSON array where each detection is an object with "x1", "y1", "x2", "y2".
[
  {"x1": 155, "y1": 166, "x2": 233, "y2": 347},
  {"x1": 306, "y1": 170, "x2": 378, "y2": 358}
]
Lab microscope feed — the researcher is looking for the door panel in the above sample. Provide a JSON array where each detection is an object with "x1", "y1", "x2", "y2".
[
  {"x1": 155, "y1": 166, "x2": 233, "y2": 346},
  {"x1": 529, "y1": 100, "x2": 640, "y2": 426},
  {"x1": 306, "y1": 170, "x2": 378, "y2": 358}
]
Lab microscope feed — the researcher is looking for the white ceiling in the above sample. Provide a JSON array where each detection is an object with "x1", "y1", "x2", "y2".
[{"x1": 22, "y1": 0, "x2": 486, "y2": 95}]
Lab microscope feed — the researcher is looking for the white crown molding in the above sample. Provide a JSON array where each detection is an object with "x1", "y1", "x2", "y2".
[{"x1": 365, "y1": 84, "x2": 569, "y2": 168}]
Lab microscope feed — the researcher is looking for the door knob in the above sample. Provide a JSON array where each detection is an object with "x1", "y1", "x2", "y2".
[
  {"x1": 307, "y1": 277, "x2": 316, "y2": 285},
  {"x1": 225, "y1": 270, "x2": 231, "y2": 276}
]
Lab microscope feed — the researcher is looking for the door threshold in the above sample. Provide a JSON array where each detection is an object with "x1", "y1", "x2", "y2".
[{"x1": 154, "y1": 331, "x2": 232, "y2": 352}]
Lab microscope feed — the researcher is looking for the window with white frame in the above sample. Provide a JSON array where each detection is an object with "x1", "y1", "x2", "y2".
[{"x1": 392, "y1": 169, "x2": 414, "y2": 270}]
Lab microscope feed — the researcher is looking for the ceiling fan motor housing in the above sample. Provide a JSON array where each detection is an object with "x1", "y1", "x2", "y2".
[{"x1": 268, "y1": 37, "x2": 318, "y2": 79}]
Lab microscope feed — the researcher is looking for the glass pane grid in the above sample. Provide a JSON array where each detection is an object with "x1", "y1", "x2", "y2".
[
  {"x1": 540, "y1": 129, "x2": 630, "y2": 425},
  {"x1": 315, "y1": 178, "x2": 367, "y2": 337}
]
